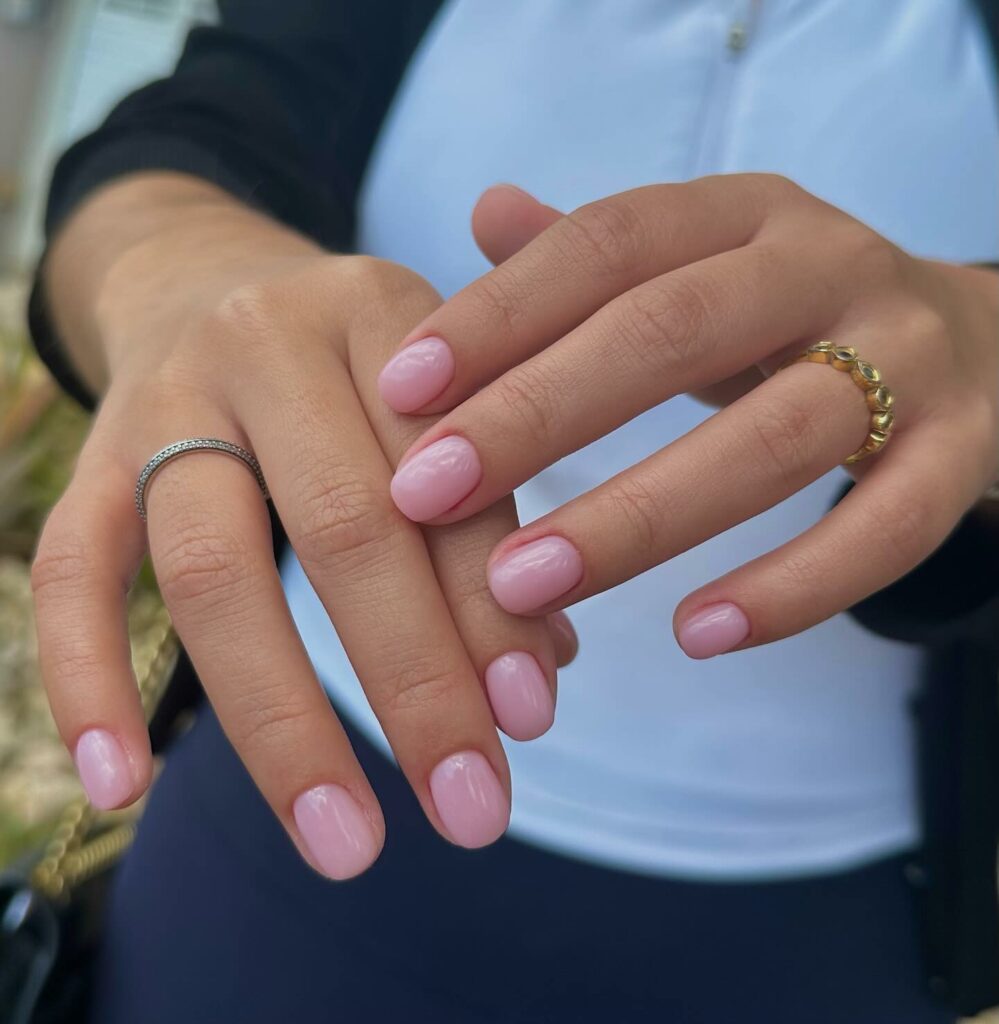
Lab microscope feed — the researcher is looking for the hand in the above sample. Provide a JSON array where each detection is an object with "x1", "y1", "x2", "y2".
[
  {"x1": 32, "y1": 180, "x2": 576, "y2": 880},
  {"x1": 376, "y1": 174, "x2": 999, "y2": 658}
]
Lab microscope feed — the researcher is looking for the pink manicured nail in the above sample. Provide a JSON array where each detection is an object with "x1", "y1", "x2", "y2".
[
  {"x1": 485, "y1": 651, "x2": 555, "y2": 741},
  {"x1": 293, "y1": 784, "x2": 380, "y2": 880},
  {"x1": 378, "y1": 336, "x2": 455, "y2": 412},
  {"x1": 488, "y1": 536, "x2": 583, "y2": 614},
  {"x1": 390, "y1": 435, "x2": 481, "y2": 522},
  {"x1": 429, "y1": 751, "x2": 509, "y2": 848},
  {"x1": 677, "y1": 602, "x2": 750, "y2": 659},
  {"x1": 74, "y1": 728, "x2": 134, "y2": 810}
]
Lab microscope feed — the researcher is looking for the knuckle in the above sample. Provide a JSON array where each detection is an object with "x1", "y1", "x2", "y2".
[
  {"x1": 904, "y1": 302, "x2": 950, "y2": 361},
  {"x1": 851, "y1": 226, "x2": 906, "y2": 284},
  {"x1": 872, "y1": 494, "x2": 933, "y2": 569},
  {"x1": 207, "y1": 281, "x2": 283, "y2": 340},
  {"x1": 41, "y1": 639, "x2": 106, "y2": 692},
  {"x1": 615, "y1": 276, "x2": 712, "y2": 372},
  {"x1": 225, "y1": 681, "x2": 315, "y2": 750},
  {"x1": 427, "y1": 532, "x2": 497, "y2": 609},
  {"x1": 736, "y1": 173, "x2": 806, "y2": 224},
  {"x1": 31, "y1": 534, "x2": 93, "y2": 600},
  {"x1": 156, "y1": 526, "x2": 251, "y2": 608},
  {"x1": 197, "y1": 281, "x2": 292, "y2": 370},
  {"x1": 468, "y1": 270, "x2": 525, "y2": 341},
  {"x1": 773, "y1": 546, "x2": 827, "y2": 600},
  {"x1": 754, "y1": 172, "x2": 803, "y2": 201},
  {"x1": 294, "y1": 470, "x2": 396, "y2": 566},
  {"x1": 564, "y1": 198, "x2": 646, "y2": 278},
  {"x1": 491, "y1": 361, "x2": 564, "y2": 448},
  {"x1": 378, "y1": 654, "x2": 464, "y2": 717},
  {"x1": 337, "y1": 254, "x2": 438, "y2": 307},
  {"x1": 747, "y1": 394, "x2": 818, "y2": 485},
  {"x1": 603, "y1": 474, "x2": 666, "y2": 553},
  {"x1": 340, "y1": 257, "x2": 442, "y2": 348}
]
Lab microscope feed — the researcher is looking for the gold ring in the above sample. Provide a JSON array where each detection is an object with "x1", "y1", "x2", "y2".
[{"x1": 777, "y1": 341, "x2": 894, "y2": 464}]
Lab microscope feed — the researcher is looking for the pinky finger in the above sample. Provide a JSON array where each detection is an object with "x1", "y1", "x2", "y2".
[
  {"x1": 673, "y1": 426, "x2": 982, "y2": 658},
  {"x1": 31, "y1": 454, "x2": 151, "y2": 809}
]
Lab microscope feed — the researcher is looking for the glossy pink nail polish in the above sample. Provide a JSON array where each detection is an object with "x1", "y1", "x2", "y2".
[
  {"x1": 485, "y1": 651, "x2": 555, "y2": 741},
  {"x1": 429, "y1": 751, "x2": 509, "y2": 848},
  {"x1": 677, "y1": 602, "x2": 750, "y2": 659},
  {"x1": 293, "y1": 784, "x2": 380, "y2": 880},
  {"x1": 74, "y1": 728, "x2": 134, "y2": 810},
  {"x1": 377, "y1": 336, "x2": 455, "y2": 413},
  {"x1": 488, "y1": 536, "x2": 583, "y2": 614},
  {"x1": 390, "y1": 435, "x2": 481, "y2": 522}
]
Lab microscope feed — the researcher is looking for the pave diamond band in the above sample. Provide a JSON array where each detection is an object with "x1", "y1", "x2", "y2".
[
  {"x1": 778, "y1": 342, "x2": 895, "y2": 464},
  {"x1": 135, "y1": 438, "x2": 270, "y2": 520}
]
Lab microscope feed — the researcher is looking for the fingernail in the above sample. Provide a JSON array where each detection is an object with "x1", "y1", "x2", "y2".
[
  {"x1": 293, "y1": 784, "x2": 380, "y2": 880},
  {"x1": 677, "y1": 602, "x2": 750, "y2": 659},
  {"x1": 74, "y1": 728, "x2": 134, "y2": 810},
  {"x1": 429, "y1": 751, "x2": 509, "y2": 848},
  {"x1": 378, "y1": 336, "x2": 455, "y2": 412},
  {"x1": 548, "y1": 610, "x2": 578, "y2": 657},
  {"x1": 390, "y1": 435, "x2": 481, "y2": 522},
  {"x1": 488, "y1": 536, "x2": 583, "y2": 614},
  {"x1": 485, "y1": 651, "x2": 555, "y2": 741}
]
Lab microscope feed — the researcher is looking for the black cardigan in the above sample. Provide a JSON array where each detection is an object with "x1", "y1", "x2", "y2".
[{"x1": 27, "y1": 1, "x2": 999, "y2": 1014}]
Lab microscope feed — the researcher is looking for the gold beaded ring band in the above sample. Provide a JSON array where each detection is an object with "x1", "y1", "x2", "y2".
[{"x1": 777, "y1": 342, "x2": 895, "y2": 464}]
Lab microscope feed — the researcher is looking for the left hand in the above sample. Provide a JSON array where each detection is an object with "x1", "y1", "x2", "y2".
[{"x1": 375, "y1": 174, "x2": 999, "y2": 658}]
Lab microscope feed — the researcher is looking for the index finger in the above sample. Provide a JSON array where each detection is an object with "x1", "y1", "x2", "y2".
[{"x1": 376, "y1": 175, "x2": 779, "y2": 415}]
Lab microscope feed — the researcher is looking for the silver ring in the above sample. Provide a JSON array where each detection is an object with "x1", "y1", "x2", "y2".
[{"x1": 135, "y1": 437, "x2": 270, "y2": 521}]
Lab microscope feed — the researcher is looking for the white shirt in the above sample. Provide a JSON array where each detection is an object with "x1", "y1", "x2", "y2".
[{"x1": 280, "y1": 0, "x2": 999, "y2": 879}]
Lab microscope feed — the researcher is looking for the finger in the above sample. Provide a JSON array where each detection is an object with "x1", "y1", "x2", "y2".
[
  {"x1": 547, "y1": 611, "x2": 578, "y2": 667},
  {"x1": 31, "y1": 441, "x2": 151, "y2": 810},
  {"x1": 346, "y1": 282, "x2": 560, "y2": 741},
  {"x1": 234, "y1": 357, "x2": 512, "y2": 847},
  {"x1": 143, "y1": 437, "x2": 385, "y2": 880},
  {"x1": 389, "y1": 239, "x2": 846, "y2": 524},
  {"x1": 482, "y1": 353, "x2": 883, "y2": 616},
  {"x1": 478, "y1": 185, "x2": 756, "y2": 425},
  {"x1": 672, "y1": 423, "x2": 981, "y2": 656},
  {"x1": 471, "y1": 184, "x2": 562, "y2": 266},
  {"x1": 377, "y1": 174, "x2": 778, "y2": 414}
]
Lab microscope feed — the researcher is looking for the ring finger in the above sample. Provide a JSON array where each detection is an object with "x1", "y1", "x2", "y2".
[
  {"x1": 479, "y1": 341, "x2": 906, "y2": 617},
  {"x1": 143, "y1": 430, "x2": 386, "y2": 880}
]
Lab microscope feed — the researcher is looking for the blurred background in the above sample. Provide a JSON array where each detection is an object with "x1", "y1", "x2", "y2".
[
  {"x1": 0, "y1": 0, "x2": 208, "y2": 876},
  {"x1": 0, "y1": 4, "x2": 996, "y2": 1020}
]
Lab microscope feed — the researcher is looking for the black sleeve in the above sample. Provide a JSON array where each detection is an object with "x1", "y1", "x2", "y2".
[{"x1": 28, "y1": 0, "x2": 443, "y2": 412}]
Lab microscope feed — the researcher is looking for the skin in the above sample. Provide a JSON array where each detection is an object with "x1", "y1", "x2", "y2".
[
  {"x1": 382, "y1": 174, "x2": 999, "y2": 653},
  {"x1": 32, "y1": 172, "x2": 578, "y2": 879}
]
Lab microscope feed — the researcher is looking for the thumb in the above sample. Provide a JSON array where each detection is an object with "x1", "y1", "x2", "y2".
[{"x1": 472, "y1": 184, "x2": 563, "y2": 265}]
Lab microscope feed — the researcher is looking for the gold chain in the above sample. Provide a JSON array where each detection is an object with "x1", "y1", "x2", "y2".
[{"x1": 31, "y1": 610, "x2": 178, "y2": 902}]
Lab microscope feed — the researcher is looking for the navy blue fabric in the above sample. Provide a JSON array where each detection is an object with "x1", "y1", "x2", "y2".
[{"x1": 90, "y1": 705, "x2": 953, "y2": 1024}]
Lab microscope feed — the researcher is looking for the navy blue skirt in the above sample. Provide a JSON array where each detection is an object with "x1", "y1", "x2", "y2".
[{"x1": 90, "y1": 704, "x2": 953, "y2": 1023}]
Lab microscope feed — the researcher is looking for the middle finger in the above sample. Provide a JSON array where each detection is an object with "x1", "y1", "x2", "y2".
[
  {"x1": 233, "y1": 354, "x2": 512, "y2": 848},
  {"x1": 389, "y1": 238, "x2": 843, "y2": 524}
]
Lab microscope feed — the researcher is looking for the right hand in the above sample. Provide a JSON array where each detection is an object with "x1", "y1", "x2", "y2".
[{"x1": 31, "y1": 230, "x2": 575, "y2": 879}]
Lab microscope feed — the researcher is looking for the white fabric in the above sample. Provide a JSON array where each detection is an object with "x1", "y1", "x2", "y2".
[{"x1": 280, "y1": 0, "x2": 999, "y2": 879}]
